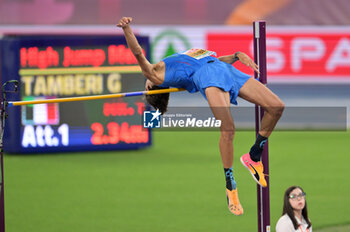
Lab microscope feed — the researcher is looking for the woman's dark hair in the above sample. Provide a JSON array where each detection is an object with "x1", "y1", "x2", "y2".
[
  {"x1": 145, "y1": 85, "x2": 170, "y2": 114},
  {"x1": 282, "y1": 186, "x2": 312, "y2": 230}
]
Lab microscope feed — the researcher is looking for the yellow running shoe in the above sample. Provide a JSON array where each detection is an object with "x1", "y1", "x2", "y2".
[
  {"x1": 226, "y1": 188, "x2": 243, "y2": 215},
  {"x1": 240, "y1": 153, "x2": 267, "y2": 187}
]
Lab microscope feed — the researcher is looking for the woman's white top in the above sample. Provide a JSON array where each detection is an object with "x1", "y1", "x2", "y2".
[{"x1": 276, "y1": 214, "x2": 312, "y2": 232}]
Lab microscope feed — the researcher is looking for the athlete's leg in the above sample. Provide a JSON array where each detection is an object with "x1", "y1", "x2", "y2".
[
  {"x1": 205, "y1": 87, "x2": 243, "y2": 215},
  {"x1": 238, "y1": 78, "x2": 284, "y2": 187},
  {"x1": 205, "y1": 87, "x2": 234, "y2": 169},
  {"x1": 238, "y1": 78, "x2": 284, "y2": 137}
]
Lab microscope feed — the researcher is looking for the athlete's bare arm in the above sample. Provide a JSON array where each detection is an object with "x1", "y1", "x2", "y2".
[
  {"x1": 218, "y1": 52, "x2": 259, "y2": 74},
  {"x1": 117, "y1": 17, "x2": 165, "y2": 84},
  {"x1": 218, "y1": 54, "x2": 238, "y2": 64}
]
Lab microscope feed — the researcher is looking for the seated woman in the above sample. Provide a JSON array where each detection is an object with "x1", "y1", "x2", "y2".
[{"x1": 276, "y1": 186, "x2": 312, "y2": 232}]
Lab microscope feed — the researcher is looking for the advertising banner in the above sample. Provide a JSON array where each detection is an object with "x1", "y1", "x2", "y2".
[{"x1": 138, "y1": 26, "x2": 350, "y2": 82}]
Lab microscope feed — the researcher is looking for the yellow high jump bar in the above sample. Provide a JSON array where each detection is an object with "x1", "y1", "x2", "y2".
[{"x1": 8, "y1": 88, "x2": 186, "y2": 106}]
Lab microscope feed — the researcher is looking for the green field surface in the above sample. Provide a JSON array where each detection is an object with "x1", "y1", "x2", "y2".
[{"x1": 4, "y1": 131, "x2": 350, "y2": 232}]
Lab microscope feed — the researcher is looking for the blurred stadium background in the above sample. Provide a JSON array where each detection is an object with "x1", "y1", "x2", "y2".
[{"x1": 0, "y1": 0, "x2": 350, "y2": 231}]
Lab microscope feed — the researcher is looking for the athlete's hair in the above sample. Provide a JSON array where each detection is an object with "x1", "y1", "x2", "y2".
[
  {"x1": 282, "y1": 186, "x2": 312, "y2": 230},
  {"x1": 145, "y1": 85, "x2": 170, "y2": 114}
]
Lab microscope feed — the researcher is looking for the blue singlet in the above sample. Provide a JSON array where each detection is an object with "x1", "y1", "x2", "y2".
[{"x1": 158, "y1": 49, "x2": 251, "y2": 105}]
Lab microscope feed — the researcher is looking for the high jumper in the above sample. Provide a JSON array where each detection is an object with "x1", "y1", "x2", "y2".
[{"x1": 117, "y1": 16, "x2": 284, "y2": 215}]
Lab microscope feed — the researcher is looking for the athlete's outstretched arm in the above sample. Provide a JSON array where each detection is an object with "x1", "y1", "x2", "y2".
[
  {"x1": 218, "y1": 52, "x2": 259, "y2": 74},
  {"x1": 218, "y1": 52, "x2": 240, "y2": 64},
  {"x1": 117, "y1": 17, "x2": 156, "y2": 81}
]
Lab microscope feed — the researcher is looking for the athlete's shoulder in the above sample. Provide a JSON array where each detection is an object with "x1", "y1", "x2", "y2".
[{"x1": 162, "y1": 52, "x2": 182, "y2": 61}]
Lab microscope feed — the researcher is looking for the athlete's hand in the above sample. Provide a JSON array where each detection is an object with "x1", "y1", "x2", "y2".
[
  {"x1": 237, "y1": 52, "x2": 260, "y2": 74},
  {"x1": 145, "y1": 79, "x2": 155, "y2": 91},
  {"x1": 117, "y1": 17, "x2": 133, "y2": 28}
]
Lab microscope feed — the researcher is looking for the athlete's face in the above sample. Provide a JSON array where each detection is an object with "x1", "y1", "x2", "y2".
[{"x1": 289, "y1": 187, "x2": 305, "y2": 212}]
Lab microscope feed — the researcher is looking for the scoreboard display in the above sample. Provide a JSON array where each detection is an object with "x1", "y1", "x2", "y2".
[{"x1": 1, "y1": 35, "x2": 151, "y2": 153}]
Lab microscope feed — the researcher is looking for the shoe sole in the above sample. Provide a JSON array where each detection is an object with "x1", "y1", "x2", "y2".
[
  {"x1": 240, "y1": 156, "x2": 266, "y2": 188},
  {"x1": 226, "y1": 195, "x2": 243, "y2": 216}
]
